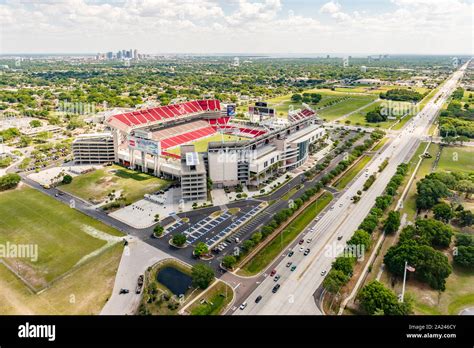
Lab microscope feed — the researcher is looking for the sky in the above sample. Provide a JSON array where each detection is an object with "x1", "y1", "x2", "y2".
[{"x1": 0, "y1": 0, "x2": 472, "y2": 55}]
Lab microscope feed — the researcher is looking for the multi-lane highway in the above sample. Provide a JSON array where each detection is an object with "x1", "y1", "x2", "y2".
[{"x1": 234, "y1": 62, "x2": 469, "y2": 315}]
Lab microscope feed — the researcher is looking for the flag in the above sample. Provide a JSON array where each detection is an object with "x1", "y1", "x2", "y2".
[{"x1": 406, "y1": 265, "x2": 415, "y2": 272}]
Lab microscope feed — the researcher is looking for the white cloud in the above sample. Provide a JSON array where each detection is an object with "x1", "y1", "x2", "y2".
[
  {"x1": 0, "y1": 0, "x2": 472, "y2": 54},
  {"x1": 319, "y1": 1, "x2": 341, "y2": 15}
]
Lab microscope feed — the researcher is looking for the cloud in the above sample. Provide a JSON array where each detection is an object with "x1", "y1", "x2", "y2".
[{"x1": 0, "y1": 0, "x2": 472, "y2": 54}]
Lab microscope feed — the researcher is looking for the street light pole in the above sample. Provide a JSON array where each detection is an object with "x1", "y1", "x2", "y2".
[{"x1": 401, "y1": 260, "x2": 407, "y2": 303}]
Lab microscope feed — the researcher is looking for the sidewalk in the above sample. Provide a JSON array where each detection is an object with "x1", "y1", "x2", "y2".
[{"x1": 100, "y1": 237, "x2": 173, "y2": 315}]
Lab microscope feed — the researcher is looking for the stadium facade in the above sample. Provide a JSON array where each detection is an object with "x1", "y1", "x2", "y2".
[{"x1": 75, "y1": 99, "x2": 325, "y2": 201}]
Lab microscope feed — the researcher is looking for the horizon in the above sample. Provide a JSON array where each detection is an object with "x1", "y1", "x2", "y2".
[{"x1": 1, "y1": 0, "x2": 472, "y2": 55}]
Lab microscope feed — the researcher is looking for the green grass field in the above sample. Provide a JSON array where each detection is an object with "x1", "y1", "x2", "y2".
[
  {"x1": 334, "y1": 155, "x2": 372, "y2": 190},
  {"x1": 165, "y1": 134, "x2": 244, "y2": 155},
  {"x1": 438, "y1": 147, "x2": 474, "y2": 173},
  {"x1": 0, "y1": 187, "x2": 123, "y2": 290},
  {"x1": 318, "y1": 96, "x2": 377, "y2": 121},
  {"x1": 61, "y1": 164, "x2": 169, "y2": 204},
  {"x1": 0, "y1": 243, "x2": 123, "y2": 314},
  {"x1": 189, "y1": 281, "x2": 233, "y2": 315},
  {"x1": 241, "y1": 192, "x2": 333, "y2": 275}
]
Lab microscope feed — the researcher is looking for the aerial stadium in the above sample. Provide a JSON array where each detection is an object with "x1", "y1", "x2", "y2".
[{"x1": 85, "y1": 99, "x2": 325, "y2": 201}]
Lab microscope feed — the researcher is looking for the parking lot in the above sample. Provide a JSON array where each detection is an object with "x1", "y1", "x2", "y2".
[{"x1": 163, "y1": 203, "x2": 264, "y2": 251}]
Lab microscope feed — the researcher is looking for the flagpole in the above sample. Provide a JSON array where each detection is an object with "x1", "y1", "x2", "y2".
[{"x1": 401, "y1": 260, "x2": 407, "y2": 303}]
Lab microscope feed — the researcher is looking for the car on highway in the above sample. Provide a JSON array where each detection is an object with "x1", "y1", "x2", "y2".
[
  {"x1": 315, "y1": 216, "x2": 320, "y2": 221},
  {"x1": 298, "y1": 239, "x2": 304, "y2": 245},
  {"x1": 306, "y1": 238, "x2": 312, "y2": 243},
  {"x1": 272, "y1": 284, "x2": 281, "y2": 293},
  {"x1": 255, "y1": 295, "x2": 263, "y2": 303},
  {"x1": 291, "y1": 265, "x2": 297, "y2": 271},
  {"x1": 337, "y1": 235, "x2": 343, "y2": 241},
  {"x1": 299, "y1": 246, "x2": 304, "y2": 252},
  {"x1": 239, "y1": 302, "x2": 248, "y2": 310},
  {"x1": 304, "y1": 248, "x2": 310, "y2": 256},
  {"x1": 274, "y1": 275, "x2": 280, "y2": 282},
  {"x1": 286, "y1": 262, "x2": 292, "y2": 268},
  {"x1": 321, "y1": 270, "x2": 327, "y2": 276},
  {"x1": 270, "y1": 269, "x2": 277, "y2": 277},
  {"x1": 288, "y1": 251, "x2": 294, "y2": 257},
  {"x1": 330, "y1": 205, "x2": 335, "y2": 210},
  {"x1": 339, "y1": 203, "x2": 343, "y2": 207}
]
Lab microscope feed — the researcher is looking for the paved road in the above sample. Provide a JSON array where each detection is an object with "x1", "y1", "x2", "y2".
[{"x1": 234, "y1": 62, "x2": 469, "y2": 315}]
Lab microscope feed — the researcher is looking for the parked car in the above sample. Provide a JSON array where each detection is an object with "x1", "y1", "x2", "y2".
[
  {"x1": 321, "y1": 270, "x2": 327, "y2": 276},
  {"x1": 119, "y1": 288, "x2": 129, "y2": 295},
  {"x1": 136, "y1": 275, "x2": 144, "y2": 294}
]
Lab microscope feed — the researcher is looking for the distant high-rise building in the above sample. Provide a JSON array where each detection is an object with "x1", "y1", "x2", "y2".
[
  {"x1": 361, "y1": 66, "x2": 367, "y2": 73},
  {"x1": 106, "y1": 51, "x2": 113, "y2": 60},
  {"x1": 326, "y1": 55, "x2": 330, "y2": 59},
  {"x1": 343, "y1": 56, "x2": 349, "y2": 68},
  {"x1": 133, "y1": 49, "x2": 138, "y2": 59}
]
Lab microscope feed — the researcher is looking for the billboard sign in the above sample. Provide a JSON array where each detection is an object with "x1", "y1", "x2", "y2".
[
  {"x1": 128, "y1": 136, "x2": 160, "y2": 156},
  {"x1": 227, "y1": 104, "x2": 236, "y2": 117}
]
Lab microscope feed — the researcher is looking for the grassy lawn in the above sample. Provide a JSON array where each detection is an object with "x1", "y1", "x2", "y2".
[
  {"x1": 61, "y1": 164, "x2": 169, "y2": 204},
  {"x1": 334, "y1": 155, "x2": 372, "y2": 190},
  {"x1": 319, "y1": 96, "x2": 377, "y2": 121},
  {"x1": 372, "y1": 137, "x2": 389, "y2": 152},
  {"x1": 241, "y1": 192, "x2": 333, "y2": 275},
  {"x1": 0, "y1": 242, "x2": 123, "y2": 314},
  {"x1": 438, "y1": 146, "x2": 474, "y2": 173},
  {"x1": 165, "y1": 134, "x2": 244, "y2": 155},
  {"x1": 395, "y1": 266, "x2": 474, "y2": 315},
  {"x1": 189, "y1": 281, "x2": 233, "y2": 315},
  {"x1": 344, "y1": 100, "x2": 401, "y2": 129},
  {"x1": 400, "y1": 143, "x2": 439, "y2": 221},
  {"x1": 0, "y1": 187, "x2": 123, "y2": 290}
]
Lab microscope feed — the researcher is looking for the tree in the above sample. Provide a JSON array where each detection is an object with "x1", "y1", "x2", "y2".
[
  {"x1": 332, "y1": 256, "x2": 356, "y2": 276},
  {"x1": 62, "y1": 174, "x2": 73, "y2": 184},
  {"x1": 194, "y1": 242, "x2": 209, "y2": 257},
  {"x1": 416, "y1": 177, "x2": 449, "y2": 210},
  {"x1": 242, "y1": 239, "x2": 255, "y2": 252},
  {"x1": 172, "y1": 234, "x2": 187, "y2": 247},
  {"x1": 415, "y1": 218, "x2": 453, "y2": 248},
  {"x1": 191, "y1": 263, "x2": 214, "y2": 289},
  {"x1": 454, "y1": 246, "x2": 474, "y2": 268},
  {"x1": 415, "y1": 245, "x2": 452, "y2": 291},
  {"x1": 383, "y1": 211, "x2": 401, "y2": 234},
  {"x1": 456, "y1": 209, "x2": 474, "y2": 227},
  {"x1": 322, "y1": 269, "x2": 350, "y2": 294},
  {"x1": 0, "y1": 173, "x2": 21, "y2": 191},
  {"x1": 291, "y1": 94, "x2": 302, "y2": 102},
  {"x1": 432, "y1": 202, "x2": 453, "y2": 223},
  {"x1": 29, "y1": 120, "x2": 42, "y2": 128},
  {"x1": 358, "y1": 281, "x2": 412, "y2": 315},
  {"x1": 347, "y1": 230, "x2": 371, "y2": 250},
  {"x1": 222, "y1": 255, "x2": 237, "y2": 270},
  {"x1": 153, "y1": 225, "x2": 164, "y2": 237}
]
